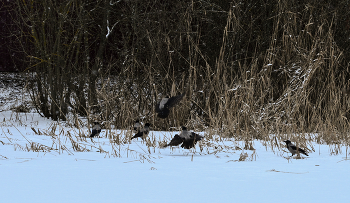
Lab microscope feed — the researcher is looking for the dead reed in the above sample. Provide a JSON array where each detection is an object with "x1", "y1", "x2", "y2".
[{"x1": 6, "y1": 0, "x2": 349, "y2": 156}]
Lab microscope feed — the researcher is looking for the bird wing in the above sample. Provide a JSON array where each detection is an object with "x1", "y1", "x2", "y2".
[
  {"x1": 289, "y1": 145, "x2": 297, "y2": 150},
  {"x1": 131, "y1": 131, "x2": 143, "y2": 140},
  {"x1": 289, "y1": 144, "x2": 308, "y2": 156},
  {"x1": 165, "y1": 94, "x2": 184, "y2": 109},
  {"x1": 191, "y1": 132, "x2": 204, "y2": 141},
  {"x1": 166, "y1": 134, "x2": 184, "y2": 147},
  {"x1": 131, "y1": 126, "x2": 150, "y2": 140}
]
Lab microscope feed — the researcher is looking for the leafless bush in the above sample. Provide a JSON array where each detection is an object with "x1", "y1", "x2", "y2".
[{"x1": 10, "y1": 0, "x2": 350, "y2": 149}]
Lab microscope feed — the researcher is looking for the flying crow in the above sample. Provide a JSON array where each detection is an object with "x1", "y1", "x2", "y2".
[
  {"x1": 90, "y1": 122, "x2": 101, "y2": 138},
  {"x1": 284, "y1": 140, "x2": 309, "y2": 156},
  {"x1": 131, "y1": 123, "x2": 151, "y2": 140},
  {"x1": 164, "y1": 126, "x2": 204, "y2": 149},
  {"x1": 155, "y1": 94, "x2": 184, "y2": 118}
]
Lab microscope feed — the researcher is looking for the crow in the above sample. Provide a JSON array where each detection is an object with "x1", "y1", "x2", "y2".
[
  {"x1": 284, "y1": 140, "x2": 309, "y2": 156},
  {"x1": 163, "y1": 126, "x2": 204, "y2": 149},
  {"x1": 131, "y1": 123, "x2": 151, "y2": 140},
  {"x1": 155, "y1": 94, "x2": 184, "y2": 118},
  {"x1": 90, "y1": 122, "x2": 101, "y2": 138}
]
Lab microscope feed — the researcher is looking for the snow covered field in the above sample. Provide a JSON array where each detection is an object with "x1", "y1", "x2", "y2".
[
  {"x1": 0, "y1": 110, "x2": 349, "y2": 203},
  {"x1": 0, "y1": 73, "x2": 349, "y2": 202}
]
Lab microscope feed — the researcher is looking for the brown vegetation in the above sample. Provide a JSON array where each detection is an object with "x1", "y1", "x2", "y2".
[{"x1": 5, "y1": 0, "x2": 350, "y2": 145}]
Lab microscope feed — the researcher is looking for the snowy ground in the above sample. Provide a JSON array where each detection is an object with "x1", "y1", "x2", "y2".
[
  {"x1": 0, "y1": 73, "x2": 349, "y2": 202},
  {"x1": 0, "y1": 110, "x2": 349, "y2": 203}
]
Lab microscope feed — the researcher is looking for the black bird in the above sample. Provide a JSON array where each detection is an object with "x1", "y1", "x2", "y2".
[
  {"x1": 164, "y1": 126, "x2": 204, "y2": 149},
  {"x1": 133, "y1": 119, "x2": 141, "y2": 132},
  {"x1": 131, "y1": 123, "x2": 151, "y2": 140},
  {"x1": 155, "y1": 94, "x2": 184, "y2": 118},
  {"x1": 90, "y1": 122, "x2": 101, "y2": 138},
  {"x1": 283, "y1": 140, "x2": 309, "y2": 156}
]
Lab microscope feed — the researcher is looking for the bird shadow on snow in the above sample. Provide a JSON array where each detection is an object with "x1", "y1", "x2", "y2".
[
  {"x1": 162, "y1": 152, "x2": 204, "y2": 157},
  {"x1": 282, "y1": 154, "x2": 308, "y2": 160},
  {"x1": 266, "y1": 169, "x2": 309, "y2": 174}
]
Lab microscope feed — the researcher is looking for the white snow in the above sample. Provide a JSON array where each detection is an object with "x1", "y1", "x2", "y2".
[{"x1": 0, "y1": 111, "x2": 349, "y2": 203}]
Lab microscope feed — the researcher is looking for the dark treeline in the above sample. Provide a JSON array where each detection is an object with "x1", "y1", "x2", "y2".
[
  {"x1": 0, "y1": 1, "x2": 25, "y2": 71},
  {"x1": 3, "y1": 0, "x2": 350, "y2": 139}
]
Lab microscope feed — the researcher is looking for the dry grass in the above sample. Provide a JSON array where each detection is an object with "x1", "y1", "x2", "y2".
[
  {"x1": 5, "y1": 0, "x2": 350, "y2": 158},
  {"x1": 62, "y1": 1, "x2": 349, "y2": 154}
]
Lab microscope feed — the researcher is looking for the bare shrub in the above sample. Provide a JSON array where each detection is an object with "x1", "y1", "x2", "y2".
[{"x1": 9, "y1": 0, "x2": 350, "y2": 150}]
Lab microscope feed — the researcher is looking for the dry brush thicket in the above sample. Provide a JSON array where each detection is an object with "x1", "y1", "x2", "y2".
[{"x1": 7, "y1": 0, "x2": 350, "y2": 147}]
